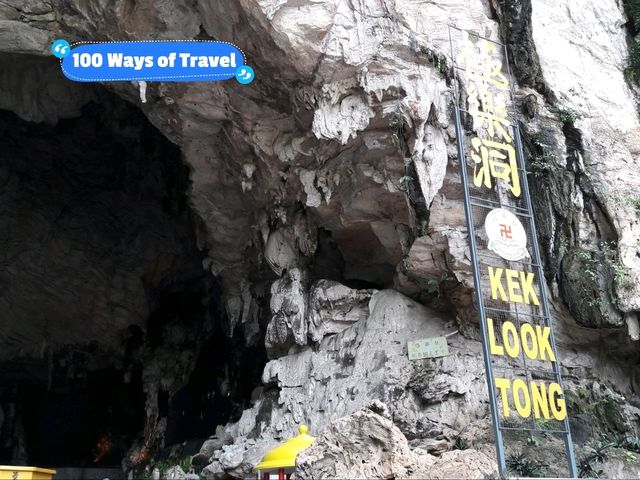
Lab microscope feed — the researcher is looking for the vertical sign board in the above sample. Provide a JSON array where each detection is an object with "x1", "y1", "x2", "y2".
[{"x1": 447, "y1": 26, "x2": 577, "y2": 478}]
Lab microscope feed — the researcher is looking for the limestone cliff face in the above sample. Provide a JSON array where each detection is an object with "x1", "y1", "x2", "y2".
[{"x1": 1, "y1": 0, "x2": 640, "y2": 478}]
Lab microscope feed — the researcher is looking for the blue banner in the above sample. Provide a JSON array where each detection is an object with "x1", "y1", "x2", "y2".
[{"x1": 59, "y1": 41, "x2": 247, "y2": 82}]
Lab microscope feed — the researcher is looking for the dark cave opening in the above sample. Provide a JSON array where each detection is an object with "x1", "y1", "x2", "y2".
[
  {"x1": 0, "y1": 85, "x2": 265, "y2": 470},
  {"x1": 0, "y1": 333, "x2": 146, "y2": 468},
  {"x1": 19, "y1": 363, "x2": 145, "y2": 467},
  {"x1": 164, "y1": 329, "x2": 266, "y2": 445}
]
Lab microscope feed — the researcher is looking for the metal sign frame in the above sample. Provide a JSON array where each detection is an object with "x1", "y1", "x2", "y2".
[{"x1": 447, "y1": 25, "x2": 577, "y2": 479}]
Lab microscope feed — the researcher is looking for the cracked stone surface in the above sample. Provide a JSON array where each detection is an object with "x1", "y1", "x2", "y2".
[{"x1": 2, "y1": 0, "x2": 640, "y2": 478}]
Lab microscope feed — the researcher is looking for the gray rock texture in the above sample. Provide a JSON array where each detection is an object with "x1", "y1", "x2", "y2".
[
  {"x1": 296, "y1": 407, "x2": 497, "y2": 479},
  {"x1": 1, "y1": 0, "x2": 640, "y2": 478}
]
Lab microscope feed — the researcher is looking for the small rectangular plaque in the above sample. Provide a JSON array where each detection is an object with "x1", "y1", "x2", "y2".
[{"x1": 408, "y1": 336, "x2": 449, "y2": 360}]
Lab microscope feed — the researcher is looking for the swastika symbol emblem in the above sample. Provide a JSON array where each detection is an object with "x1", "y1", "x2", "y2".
[{"x1": 499, "y1": 223, "x2": 512, "y2": 239}]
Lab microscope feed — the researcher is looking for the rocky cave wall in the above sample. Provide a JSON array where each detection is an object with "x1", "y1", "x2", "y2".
[
  {"x1": 0, "y1": 59, "x2": 267, "y2": 469},
  {"x1": 1, "y1": 0, "x2": 640, "y2": 478}
]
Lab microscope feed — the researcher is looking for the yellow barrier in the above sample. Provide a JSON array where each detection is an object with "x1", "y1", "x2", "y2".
[{"x1": 0, "y1": 466, "x2": 56, "y2": 480}]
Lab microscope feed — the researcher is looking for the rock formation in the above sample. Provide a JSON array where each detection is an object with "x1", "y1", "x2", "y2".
[
  {"x1": 296, "y1": 405, "x2": 497, "y2": 479},
  {"x1": 0, "y1": 0, "x2": 639, "y2": 478}
]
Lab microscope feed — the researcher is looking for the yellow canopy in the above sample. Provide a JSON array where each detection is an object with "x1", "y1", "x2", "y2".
[{"x1": 254, "y1": 425, "x2": 316, "y2": 470}]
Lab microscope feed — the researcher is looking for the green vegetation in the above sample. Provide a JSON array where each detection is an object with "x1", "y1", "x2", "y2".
[
  {"x1": 626, "y1": 0, "x2": 640, "y2": 24},
  {"x1": 600, "y1": 241, "x2": 633, "y2": 290},
  {"x1": 558, "y1": 109, "x2": 581, "y2": 125},
  {"x1": 415, "y1": 221, "x2": 427, "y2": 238},
  {"x1": 179, "y1": 457, "x2": 192, "y2": 472},
  {"x1": 623, "y1": 435, "x2": 640, "y2": 452},
  {"x1": 630, "y1": 195, "x2": 640, "y2": 215},
  {"x1": 434, "y1": 54, "x2": 447, "y2": 75},
  {"x1": 399, "y1": 175, "x2": 414, "y2": 191},
  {"x1": 526, "y1": 130, "x2": 560, "y2": 178},
  {"x1": 628, "y1": 37, "x2": 640, "y2": 84},
  {"x1": 592, "y1": 397, "x2": 627, "y2": 434},
  {"x1": 578, "y1": 452, "x2": 605, "y2": 478},
  {"x1": 623, "y1": 0, "x2": 640, "y2": 84},
  {"x1": 526, "y1": 434, "x2": 541, "y2": 447},
  {"x1": 577, "y1": 435, "x2": 640, "y2": 477},
  {"x1": 608, "y1": 191, "x2": 640, "y2": 216},
  {"x1": 528, "y1": 153, "x2": 560, "y2": 177},
  {"x1": 424, "y1": 277, "x2": 440, "y2": 297},
  {"x1": 575, "y1": 435, "x2": 640, "y2": 477},
  {"x1": 155, "y1": 460, "x2": 171, "y2": 472},
  {"x1": 389, "y1": 103, "x2": 406, "y2": 149},
  {"x1": 536, "y1": 418, "x2": 559, "y2": 431},
  {"x1": 574, "y1": 241, "x2": 632, "y2": 295},
  {"x1": 453, "y1": 436, "x2": 469, "y2": 450},
  {"x1": 143, "y1": 457, "x2": 191, "y2": 477},
  {"x1": 506, "y1": 452, "x2": 546, "y2": 478}
]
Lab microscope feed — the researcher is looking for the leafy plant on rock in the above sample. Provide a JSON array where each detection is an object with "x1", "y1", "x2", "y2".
[
  {"x1": 558, "y1": 108, "x2": 581, "y2": 125},
  {"x1": 399, "y1": 175, "x2": 414, "y2": 191},
  {"x1": 506, "y1": 452, "x2": 546, "y2": 478},
  {"x1": 424, "y1": 277, "x2": 440, "y2": 298},
  {"x1": 578, "y1": 440, "x2": 615, "y2": 478},
  {"x1": 526, "y1": 434, "x2": 541, "y2": 447},
  {"x1": 453, "y1": 436, "x2": 469, "y2": 450},
  {"x1": 178, "y1": 457, "x2": 191, "y2": 473},
  {"x1": 623, "y1": 0, "x2": 640, "y2": 84},
  {"x1": 622, "y1": 435, "x2": 640, "y2": 453},
  {"x1": 578, "y1": 454, "x2": 604, "y2": 478}
]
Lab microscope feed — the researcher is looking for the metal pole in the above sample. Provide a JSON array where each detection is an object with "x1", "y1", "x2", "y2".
[
  {"x1": 513, "y1": 125, "x2": 578, "y2": 478},
  {"x1": 453, "y1": 105, "x2": 508, "y2": 479},
  {"x1": 449, "y1": 25, "x2": 507, "y2": 478}
]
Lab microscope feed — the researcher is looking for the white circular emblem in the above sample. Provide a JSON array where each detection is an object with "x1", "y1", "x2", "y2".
[{"x1": 484, "y1": 208, "x2": 529, "y2": 261}]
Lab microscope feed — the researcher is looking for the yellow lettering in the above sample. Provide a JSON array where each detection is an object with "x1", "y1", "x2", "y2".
[
  {"x1": 493, "y1": 379, "x2": 564, "y2": 420},
  {"x1": 495, "y1": 377, "x2": 511, "y2": 417},
  {"x1": 505, "y1": 269, "x2": 523, "y2": 303},
  {"x1": 536, "y1": 325, "x2": 556, "y2": 362},
  {"x1": 520, "y1": 271, "x2": 539, "y2": 305},
  {"x1": 513, "y1": 379, "x2": 532, "y2": 418},
  {"x1": 531, "y1": 381, "x2": 550, "y2": 419},
  {"x1": 487, "y1": 318, "x2": 504, "y2": 356},
  {"x1": 502, "y1": 321, "x2": 520, "y2": 358},
  {"x1": 489, "y1": 267, "x2": 507, "y2": 301},
  {"x1": 520, "y1": 323, "x2": 538, "y2": 360},
  {"x1": 488, "y1": 268, "x2": 540, "y2": 305},
  {"x1": 549, "y1": 383, "x2": 567, "y2": 421}
]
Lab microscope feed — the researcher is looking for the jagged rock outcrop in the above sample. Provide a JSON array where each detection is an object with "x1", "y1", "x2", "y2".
[
  {"x1": 1, "y1": 0, "x2": 640, "y2": 478},
  {"x1": 296, "y1": 406, "x2": 497, "y2": 479},
  {"x1": 4, "y1": 0, "x2": 638, "y2": 343},
  {"x1": 193, "y1": 288, "x2": 494, "y2": 478},
  {"x1": 307, "y1": 279, "x2": 376, "y2": 342}
]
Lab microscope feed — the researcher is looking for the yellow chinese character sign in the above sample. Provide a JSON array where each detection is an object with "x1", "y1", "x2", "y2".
[{"x1": 448, "y1": 26, "x2": 577, "y2": 478}]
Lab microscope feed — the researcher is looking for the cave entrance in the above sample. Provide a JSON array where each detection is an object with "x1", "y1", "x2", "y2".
[
  {"x1": 0, "y1": 74, "x2": 225, "y2": 471},
  {"x1": 164, "y1": 329, "x2": 267, "y2": 446},
  {"x1": 11, "y1": 362, "x2": 145, "y2": 468}
]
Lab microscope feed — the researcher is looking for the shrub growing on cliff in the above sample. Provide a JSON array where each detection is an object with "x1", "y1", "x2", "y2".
[
  {"x1": 624, "y1": 0, "x2": 640, "y2": 83},
  {"x1": 626, "y1": 0, "x2": 640, "y2": 24},
  {"x1": 506, "y1": 452, "x2": 546, "y2": 477},
  {"x1": 453, "y1": 436, "x2": 469, "y2": 450},
  {"x1": 578, "y1": 454, "x2": 604, "y2": 478},
  {"x1": 578, "y1": 440, "x2": 615, "y2": 478},
  {"x1": 621, "y1": 435, "x2": 640, "y2": 453},
  {"x1": 558, "y1": 109, "x2": 581, "y2": 125}
]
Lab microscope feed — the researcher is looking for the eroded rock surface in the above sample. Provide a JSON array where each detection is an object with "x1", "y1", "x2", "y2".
[
  {"x1": 1, "y1": 0, "x2": 640, "y2": 478},
  {"x1": 296, "y1": 406, "x2": 497, "y2": 480}
]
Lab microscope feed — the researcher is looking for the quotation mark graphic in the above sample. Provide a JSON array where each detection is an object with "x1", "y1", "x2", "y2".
[
  {"x1": 51, "y1": 39, "x2": 71, "y2": 58},
  {"x1": 235, "y1": 65, "x2": 255, "y2": 84}
]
